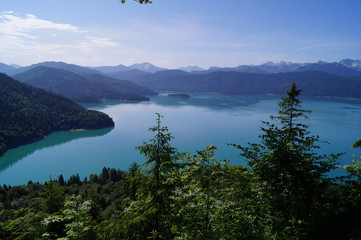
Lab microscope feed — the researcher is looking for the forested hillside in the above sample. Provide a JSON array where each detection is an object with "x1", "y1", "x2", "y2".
[
  {"x1": 1, "y1": 84, "x2": 361, "y2": 240},
  {"x1": 0, "y1": 73, "x2": 114, "y2": 156}
]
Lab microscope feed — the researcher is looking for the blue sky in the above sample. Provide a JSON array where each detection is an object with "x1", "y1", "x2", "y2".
[{"x1": 1, "y1": 0, "x2": 360, "y2": 68}]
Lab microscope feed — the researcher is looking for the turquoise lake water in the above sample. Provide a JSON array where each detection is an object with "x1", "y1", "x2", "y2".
[{"x1": 1, "y1": 92, "x2": 361, "y2": 186}]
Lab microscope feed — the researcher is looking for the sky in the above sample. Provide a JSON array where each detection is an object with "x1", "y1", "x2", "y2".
[{"x1": 0, "y1": 0, "x2": 360, "y2": 69}]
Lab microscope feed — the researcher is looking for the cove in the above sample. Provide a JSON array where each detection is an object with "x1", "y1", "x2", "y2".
[{"x1": 0, "y1": 92, "x2": 361, "y2": 186}]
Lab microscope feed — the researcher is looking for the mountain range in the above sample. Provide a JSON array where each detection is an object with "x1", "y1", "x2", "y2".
[
  {"x1": 2, "y1": 59, "x2": 361, "y2": 75},
  {"x1": 13, "y1": 66, "x2": 156, "y2": 103},
  {"x1": 1, "y1": 59, "x2": 361, "y2": 101},
  {"x1": 124, "y1": 70, "x2": 361, "y2": 98}
]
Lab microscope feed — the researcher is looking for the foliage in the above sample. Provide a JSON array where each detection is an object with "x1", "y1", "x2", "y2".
[
  {"x1": 130, "y1": 113, "x2": 180, "y2": 239},
  {"x1": 121, "y1": 0, "x2": 153, "y2": 3},
  {"x1": 0, "y1": 73, "x2": 114, "y2": 156},
  {"x1": 230, "y1": 83, "x2": 341, "y2": 239},
  {"x1": 43, "y1": 181, "x2": 64, "y2": 214},
  {"x1": 352, "y1": 139, "x2": 361, "y2": 148}
]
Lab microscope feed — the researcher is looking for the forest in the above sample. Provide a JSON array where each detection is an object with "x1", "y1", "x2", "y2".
[
  {"x1": 0, "y1": 73, "x2": 114, "y2": 156},
  {"x1": 0, "y1": 83, "x2": 361, "y2": 240}
]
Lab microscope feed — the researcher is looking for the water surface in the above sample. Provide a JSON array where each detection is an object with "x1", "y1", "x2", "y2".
[{"x1": 1, "y1": 93, "x2": 360, "y2": 185}]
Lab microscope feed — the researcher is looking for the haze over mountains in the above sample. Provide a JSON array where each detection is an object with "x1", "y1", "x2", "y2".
[
  {"x1": 2, "y1": 59, "x2": 361, "y2": 75},
  {"x1": 1, "y1": 59, "x2": 361, "y2": 101},
  {"x1": 13, "y1": 66, "x2": 156, "y2": 103}
]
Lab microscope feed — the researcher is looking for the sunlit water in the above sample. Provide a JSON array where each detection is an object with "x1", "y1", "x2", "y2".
[{"x1": 1, "y1": 92, "x2": 360, "y2": 186}]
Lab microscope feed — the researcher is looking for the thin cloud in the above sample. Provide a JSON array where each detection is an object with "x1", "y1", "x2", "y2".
[
  {"x1": 86, "y1": 37, "x2": 119, "y2": 47},
  {"x1": 0, "y1": 11, "x2": 121, "y2": 66},
  {"x1": 0, "y1": 12, "x2": 82, "y2": 39},
  {"x1": 295, "y1": 42, "x2": 332, "y2": 52}
]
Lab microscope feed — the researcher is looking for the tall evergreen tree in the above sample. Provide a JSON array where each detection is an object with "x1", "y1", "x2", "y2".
[
  {"x1": 117, "y1": 113, "x2": 179, "y2": 240},
  {"x1": 232, "y1": 83, "x2": 340, "y2": 238}
]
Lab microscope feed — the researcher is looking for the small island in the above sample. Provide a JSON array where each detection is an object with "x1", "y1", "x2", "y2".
[{"x1": 168, "y1": 93, "x2": 191, "y2": 99}]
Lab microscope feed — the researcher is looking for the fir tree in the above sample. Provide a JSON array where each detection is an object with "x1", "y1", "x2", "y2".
[{"x1": 232, "y1": 83, "x2": 340, "y2": 238}]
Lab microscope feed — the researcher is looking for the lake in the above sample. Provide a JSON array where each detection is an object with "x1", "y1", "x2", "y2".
[{"x1": 1, "y1": 92, "x2": 361, "y2": 186}]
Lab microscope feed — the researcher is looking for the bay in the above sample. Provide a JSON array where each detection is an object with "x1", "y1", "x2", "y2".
[{"x1": 0, "y1": 92, "x2": 361, "y2": 186}]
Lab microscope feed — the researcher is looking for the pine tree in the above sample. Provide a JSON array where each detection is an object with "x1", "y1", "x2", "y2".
[
  {"x1": 117, "y1": 113, "x2": 179, "y2": 240},
  {"x1": 232, "y1": 83, "x2": 340, "y2": 237}
]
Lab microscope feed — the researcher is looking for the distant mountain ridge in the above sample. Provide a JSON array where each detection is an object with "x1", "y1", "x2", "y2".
[
  {"x1": 3, "y1": 59, "x2": 361, "y2": 100},
  {"x1": 125, "y1": 70, "x2": 361, "y2": 99},
  {"x1": 203, "y1": 60, "x2": 361, "y2": 77},
  {"x1": 89, "y1": 62, "x2": 166, "y2": 73},
  {"x1": 295, "y1": 62, "x2": 361, "y2": 77},
  {"x1": 128, "y1": 62, "x2": 166, "y2": 73},
  {"x1": 339, "y1": 59, "x2": 361, "y2": 71},
  {"x1": 0, "y1": 63, "x2": 17, "y2": 75},
  {"x1": 9, "y1": 61, "x2": 102, "y2": 76},
  {"x1": 177, "y1": 65, "x2": 205, "y2": 72},
  {"x1": 3, "y1": 58, "x2": 361, "y2": 77},
  {"x1": 13, "y1": 66, "x2": 156, "y2": 103}
]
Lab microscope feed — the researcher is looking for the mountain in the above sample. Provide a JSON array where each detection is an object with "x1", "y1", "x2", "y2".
[
  {"x1": 0, "y1": 63, "x2": 16, "y2": 75},
  {"x1": 128, "y1": 70, "x2": 361, "y2": 99},
  {"x1": 106, "y1": 69, "x2": 152, "y2": 81},
  {"x1": 0, "y1": 72, "x2": 114, "y2": 156},
  {"x1": 205, "y1": 62, "x2": 301, "y2": 74},
  {"x1": 339, "y1": 59, "x2": 361, "y2": 71},
  {"x1": 9, "y1": 61, "x2": 102, "y2": 76},
  {"x1": 128, "y1": 70, "x2": 190, "y2": 86},
  {"x1": 204, "y1": 60, "x2": 361, "y2": 76},
  {"x1": 206, "y1": 65, "x2": 267, "y2": 74},
  {"x1": 295, "y1": 62, "x2": 361, "y2": 77},
  {"x1": 178, "y1": 65, "x2": 205, "y2": 72},
  {"x1": 128, "y1": 62, "x2": 166, "y2": 73},
  {"x1": 79, "y1": 72, "x2": 157, "y2": 97},
  {"x1": 90, "y1": 62, "x2": 166, "y2": 73},
  {"x1": 10, "y1": 64, "x2": 22, "y2": 69},
  {"x1": 256, "y1": 61, "x2": 303, "y2": 73},
  {"x1": 13, "y1": 66, "x2": 155, "y2": 102},
  {"x1": 90, "y1": 64, "x2": 130, "y2": 73}
]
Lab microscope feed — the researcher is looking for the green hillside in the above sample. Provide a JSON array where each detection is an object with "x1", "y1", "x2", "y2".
[{"x1": 0, "y1": 73, "x2": 114, "y2": 156}]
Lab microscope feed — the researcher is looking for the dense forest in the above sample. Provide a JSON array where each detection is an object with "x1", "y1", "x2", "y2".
[
  {"x1": 0, "y1": 73, "x2": 114, "y2": 156},
  {"x1": 0, "y1": 83, "x2": 361, "y2": 240}
]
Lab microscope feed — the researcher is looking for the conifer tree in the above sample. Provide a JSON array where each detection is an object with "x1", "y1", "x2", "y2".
[
  {"x1": 232, "y1": 83, "x2": 340, "y2": 237},
  {"x1": 120, "y1": 113, "x2": 179, "y2": 240}
]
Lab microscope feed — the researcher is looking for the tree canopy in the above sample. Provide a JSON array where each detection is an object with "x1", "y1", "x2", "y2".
[{"x1": 121, "y1": 0, "x2": 152, "y2": 4}]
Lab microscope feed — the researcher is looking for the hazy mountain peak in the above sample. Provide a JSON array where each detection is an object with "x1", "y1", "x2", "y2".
[
  {"x1": 10, "y1": 64, "x2": 22, "y2": 69},
  {"x1": 317, "y1": 60, "x2": 329, "y2": 64},
  {"x1": 178, "y1": 65, "x2": 205, "y2": 72},
  {"x1": 128, "y1": 62, "x2": 165, "y2": 73},
  {"x1": 0, "y1": 62, "x2": 16, "y2": 74},
  {"x1": 262, "y1": 61, "x2": 276, "y2": 66},
  {"x1": 339, "y1": 58, "x2": 361, "y2": 70},
  {"x1": 262, "y1": 61, "x2": 295, "y2": 67},
  {"x1": 90, "y1": 64, "x2": 129, "y2": 73},
  {"x1": 9, "y1": 61, "x2": 101, "y2": 76}
]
